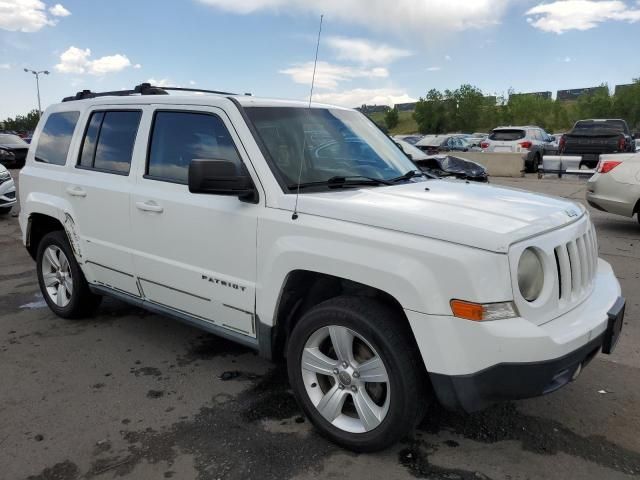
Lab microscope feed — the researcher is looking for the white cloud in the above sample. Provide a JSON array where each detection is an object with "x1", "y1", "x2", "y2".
[
  {"x1": 445, "y1": 55, "x2": 452, "y2": 61},
  {"x1": 563, "y1": 56, "x2": 572, "y2": 62},
  {"x1": 146, "y1": 78, "x2": 175, "y2": 87},
  {"x1": 49, "y1": 3, "x2": 70, "y2": 16},
  {"x1": 312, "y1": 87, "x2": 416, "y2": 108},
  {"x1": 198, "y1": 0, "x2": 510, "y2": 37},
  {"x1": 55, "y1": 46, "x2": 136, "y2": 75},
  {"x1": 280, "y1": 61, "x2": 388, "y2": 89},
  {"x1": 526, "y1": 0, "x2": 640, "y2": 34},
  {"x1": 88, "y1": 54, "x2": 132, "y2": 75},
  {"x1": 325, "y1": 36, "x2": 411, "y2": 65},
  {"x1": 133, "y1": 63, "x2": 142, "y2": 69},
  {"x1": 0, "y1": 0, "x2": 70, "y2": 32},
  {"x1": 426, "y1": 66, "x2": 442, "y2": 71},
  {"x1": 55, "y1": 46, "x2": 90, "y2": 74},
  {"x1": 189, "y1": 80, "x2": 196, "y2": 85},
  {"x1": 0, "y1": 63, "x2": 10, "y2": 69}
]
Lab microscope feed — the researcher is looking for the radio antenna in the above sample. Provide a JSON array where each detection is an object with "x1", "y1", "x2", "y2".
[{"x1": 292, "y1": 14, "x2": 323, "y2": 221}]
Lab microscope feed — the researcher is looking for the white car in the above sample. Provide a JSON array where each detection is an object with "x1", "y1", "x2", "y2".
[
  {"x1": 19, "y1": 83, "x2": 624, "y2": 452},
  {"x1": 587, "y1": 153, "x2": 640, "y2": 224},
  {"x1": 0, "y1": 163, "x2": 17, "y2": 215},
  {"x1": 480, "y1": 126, "x2": 558, "y2": 173}
]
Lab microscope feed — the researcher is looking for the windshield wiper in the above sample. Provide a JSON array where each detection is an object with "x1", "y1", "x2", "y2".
[
  {"x1": 388, "y1": 170, "x2": 427, "y2": 183},
  {"x1": 288, "y1": 175, "x2": 392, "y2": 190}
]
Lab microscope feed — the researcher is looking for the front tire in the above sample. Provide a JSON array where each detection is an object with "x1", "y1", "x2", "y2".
[
  {"x1": 287, "y1": 296, "x2": 426, "y2": 452},
  {"x1": 0, "y1": 206, "x2": 11, "y2": 215},
  {"x1": 36, "y1": 231, "x2": 101, "y2": 318}
]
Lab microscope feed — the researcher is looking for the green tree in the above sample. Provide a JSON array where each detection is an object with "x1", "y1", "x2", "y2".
[
  {"x1": 612, "y1": 79, "x2": 640, "y2": 132},
  {"x1": 576, "y1": 84, "x2": 613, "y2": 119},
  {"x1": 449, "y1": 84, "x2": 485, "y2": 132},
  {"x1": 414, "y1": 89, "x2": 448, "y2": 134},
  {"x1": 396, "y1": 80, "x2": 640, "y2": 135},
  {"x1": 1, "y1": 110, "x2": 41, "y2": 132},
  {"x1": 384, "y1": 107, "x2": 399, "y2": 130}
]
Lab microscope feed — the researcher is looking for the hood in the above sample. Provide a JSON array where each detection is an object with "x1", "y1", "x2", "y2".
[{"x1": 296, "y1": 180, "x2": 585, "y2": 253}]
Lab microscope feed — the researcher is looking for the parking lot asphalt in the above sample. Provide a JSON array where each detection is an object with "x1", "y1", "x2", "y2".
[{"x1": 1, "y1": 171, "x2": 639, "y2": 480}]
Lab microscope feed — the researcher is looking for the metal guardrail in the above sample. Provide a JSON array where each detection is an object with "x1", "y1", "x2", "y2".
[{"x1": 538, "y1": 155, "x2": 595, "y2": 179}]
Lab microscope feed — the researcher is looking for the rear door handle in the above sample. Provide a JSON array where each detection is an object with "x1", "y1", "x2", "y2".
[
  {"x1": 66, "y1": 186, "x2": 87, "y2": 197},
  {"x1": 136, "y1": 200, "x2": 164, "y2": 213}
]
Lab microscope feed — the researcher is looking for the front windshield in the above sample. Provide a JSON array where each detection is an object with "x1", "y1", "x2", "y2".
[{"x1": 245, "y1": 107, "x2": 419, "y2": 190}]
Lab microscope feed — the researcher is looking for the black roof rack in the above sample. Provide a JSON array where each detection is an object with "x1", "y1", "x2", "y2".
[{"x1": 62, "y1": 83, "x2": 244, "y2": 102}]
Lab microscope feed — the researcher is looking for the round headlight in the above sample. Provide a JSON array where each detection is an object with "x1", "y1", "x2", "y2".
[{"x1": 518, "y1": 248, "x2": 544, "y2": 302}]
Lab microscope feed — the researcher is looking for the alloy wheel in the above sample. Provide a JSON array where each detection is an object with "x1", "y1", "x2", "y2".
[
  {"x1": 41, "y1": 245, "x2": 73, "y2": 308},
  {"x1": 301, "y1": 325, "x2": 390, "y2": 433}
]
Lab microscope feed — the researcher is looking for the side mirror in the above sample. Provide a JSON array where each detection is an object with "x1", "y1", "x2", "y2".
[{"x1": 188, "y1": 159, "x2": 257, "y2": 202}]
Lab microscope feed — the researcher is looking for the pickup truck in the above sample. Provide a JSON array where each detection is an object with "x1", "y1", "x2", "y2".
[{"x1": 559, "y1": 119, "x2": 635, "y2": 169}]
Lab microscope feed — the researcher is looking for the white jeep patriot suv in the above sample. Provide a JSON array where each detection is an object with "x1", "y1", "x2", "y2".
[{"x1": 19, "y1": 84, "x2": 625, "y2": 452}]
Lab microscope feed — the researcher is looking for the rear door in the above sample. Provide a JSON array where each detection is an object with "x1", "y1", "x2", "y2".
[
  {"x1": 63, "y1": 107, "x2": 142, "y2": 296},
  {"x1": 129, "y1": 105, "x2": 259, "y2": 337}
]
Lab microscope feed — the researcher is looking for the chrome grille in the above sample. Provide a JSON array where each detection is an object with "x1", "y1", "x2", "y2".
[
  {"x1": 0, "y1": 171, "x2": 10, "y2": 184},
  {"x1": 554, "y1": 224, "x2": 598, "y2": 301}
]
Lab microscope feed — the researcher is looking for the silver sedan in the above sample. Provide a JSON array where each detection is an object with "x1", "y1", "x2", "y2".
[{"x1": 586, "y1": 153, "x2": 640, "y2": 224}]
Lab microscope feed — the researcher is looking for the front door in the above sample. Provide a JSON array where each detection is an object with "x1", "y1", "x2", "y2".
[{"x1": 130, "y1": 106, "x2": 259, "y2": 337}]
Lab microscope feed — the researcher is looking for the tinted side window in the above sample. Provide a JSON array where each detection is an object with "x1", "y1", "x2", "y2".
[
  {"x1": 35, "y1": 111, "x2": 80, "y2": 165},
  {"x1": 79, "y1": 112, "x2": 104, "y2": 168},
  {"x1": 78, "y1": 111, "x2": 141, "y2": 174},
  {"x1": 147, "y1": 111, "x2": 242, "y2": 184}
]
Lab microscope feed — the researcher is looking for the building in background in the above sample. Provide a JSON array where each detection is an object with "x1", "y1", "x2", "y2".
[
  {"x1": 356, "y1": 104, "x2": 390, "y2": 114},
  {"x1": 510, "y1": 91, "x2": 552, "y2": 100},
  {"x1": 395, "y1": 102, "x2": 417, "y2": 112},
  {"x1": 556, "y1": 86, "x2": 608, "y2": 101},
  {"x1": 615, "y1": 84, "x2": 636, "y2": 95}
]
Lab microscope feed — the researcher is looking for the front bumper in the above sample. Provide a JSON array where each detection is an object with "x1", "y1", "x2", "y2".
[
  {"x1": 431, "y1": 296, "x2": 624, "y2": 412},
  {"x1": 405, "y1": 258, "x2": 622, "y2": 412}
]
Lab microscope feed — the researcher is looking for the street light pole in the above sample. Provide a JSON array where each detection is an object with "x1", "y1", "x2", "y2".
[{"x1": 24, "y1": 68, "x2": 50, "y2": 116}]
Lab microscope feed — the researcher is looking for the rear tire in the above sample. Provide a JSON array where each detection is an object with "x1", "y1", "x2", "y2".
[
  {"x1": 527, "y1": 154, "x2": 540, "y2": 173},
  {"x1": 36, "y1": 231, "x2": 101, "y2": 318},
  {"x1": 287, "y1": 296, "x2": 427, "y2": 452}
]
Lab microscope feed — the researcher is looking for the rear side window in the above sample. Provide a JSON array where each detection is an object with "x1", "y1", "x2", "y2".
[
  {"x1": 489, "y1": 129, "x2": 526, "y2": 141},
  {"x1": 574, "y1": 120, "x2": 626, "y2": 132},
  {"x1": 78, "y1": 111, "x2": 142, "y2": 174},
  {"x1": 147, "y1": 111, "x2": 242, "y2": 184},
  {"x1": 35, "y1": 111, "x2": 79, "y2": 165}
]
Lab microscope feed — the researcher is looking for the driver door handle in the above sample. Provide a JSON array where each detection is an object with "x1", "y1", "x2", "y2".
[
  {"x1": 136, "y1": 200, "x2": 164, "y2": 213},
  {"x1": 66, "y1": 186, "x2": 87, "y2": 197}
]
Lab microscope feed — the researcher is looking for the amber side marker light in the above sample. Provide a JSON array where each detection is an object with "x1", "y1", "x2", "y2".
[
  {"x1": 450, "y1": 300, "x2": 483, "y2": 321},
  {"x1": 450, "y1": 299, "x2": 518, "y2": 322}
]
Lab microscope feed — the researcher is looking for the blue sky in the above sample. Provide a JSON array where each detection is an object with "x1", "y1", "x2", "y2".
[{"x1": 1, "y1": 0, "x2": 639, "y2": 118}]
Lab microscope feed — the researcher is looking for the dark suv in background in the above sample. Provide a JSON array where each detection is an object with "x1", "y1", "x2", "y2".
[{"x1": 559, "y1": 119, "x2": 635, "y2": 169}]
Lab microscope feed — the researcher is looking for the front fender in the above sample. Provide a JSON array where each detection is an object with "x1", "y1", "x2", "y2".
[{"x1": 256, "y1": 209, "x2": 513, "y2": 327}]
